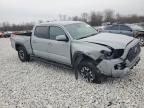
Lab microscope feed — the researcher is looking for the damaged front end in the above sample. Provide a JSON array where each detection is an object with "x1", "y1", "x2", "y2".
[
  {"x1": 135, "y1": 31, "x2": 144, "y2": 46},
  {"x1": 100, "y1": 49, "x2": 124, "y2": 60},
  {"x1": 97, "y1": 39, "x2": 141, "y2": 77}
]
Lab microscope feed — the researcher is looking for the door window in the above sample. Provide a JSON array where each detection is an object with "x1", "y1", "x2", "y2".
[
  {"x1": 49, "y1": 26, "x2": 66, "y2": 40},
  {"x1": 105, "y1": 25, "x2": 119, "y2": 30},
  {"x1": 34, "y1": 26, "x2": 49, "y2": 39},
  {"x1": 120, "y1": 25, "x2": 131, "y2": 31},
  {"x1": 110, "y1": 25, "x2": 119, "y2": 30}
]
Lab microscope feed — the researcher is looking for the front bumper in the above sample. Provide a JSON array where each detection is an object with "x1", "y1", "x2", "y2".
[
  {"x1": 97, "y1": 39, "x2": 141, "y2": 78},
  {"x1": 97, "y1": 56, "x2": 140, "y2": 77},
  {"x1": 112, "y1": 56, "x2": 140, "y2": 77}
]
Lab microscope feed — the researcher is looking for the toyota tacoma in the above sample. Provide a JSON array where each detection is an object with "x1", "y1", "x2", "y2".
[{"x1": 10, "y1": 21, "x2": 141, "y2": 83}]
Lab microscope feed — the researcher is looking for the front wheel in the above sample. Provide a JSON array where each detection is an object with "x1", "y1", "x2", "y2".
[
  {"x1": 138, "y1": 36, "x2": 144, "y2": 46},
  {"x1": 18, "y1": 46, "x2": 30, "y2": 62},
  {"x1": 78, "y1": 60, "x2": 102, "y2": 83}
]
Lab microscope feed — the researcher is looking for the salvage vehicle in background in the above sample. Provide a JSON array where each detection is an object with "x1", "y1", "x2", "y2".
[
  {"x1": 10, "y1": 21, "x2": 141, "y2": 83},
  {"x1": 3, "y1": 31, "x2": 13, "y2": 38},
  {"x1": 135, "y1": 23, "x2": 144, "y2": 29},
  {"x1": 0, "y1": 32, "x2": 3, "y2": 38},
  {"x1": 94, "y1": 26, "x2": 106, "y2": 33},
  {"x1": 103, "y1": 24, "x2": 144, "y2": 46}
]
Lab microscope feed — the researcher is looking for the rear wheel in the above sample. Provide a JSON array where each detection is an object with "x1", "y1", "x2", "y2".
[
  {"x1": 138, "y1": 36, "x2": 144, "y2": 46},
  {"x1": 18, "y1": 46, "x2": 30, "y2": 62},
  {"x1": 78, "y1": 60, "x2": 102, "y2": 83}
]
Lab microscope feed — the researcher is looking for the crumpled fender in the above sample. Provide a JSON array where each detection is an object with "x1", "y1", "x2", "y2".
[
  {"x1": 71, "y1": 40, "x2": 111, "y2": 79},
  {"x1": 71, "y1": 40, "x2": 111, "y2": 61}
]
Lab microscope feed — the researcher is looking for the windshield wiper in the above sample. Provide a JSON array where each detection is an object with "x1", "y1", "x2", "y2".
[
  {"x1": 87, "y1": 33, "x2": 98, "y2": 37},
  {"x1": 78, "y1": 33, "x2": 97, "y2": 40},
  {"x1": 78, "y1": 36, "x2": 89, "y2": 40}
]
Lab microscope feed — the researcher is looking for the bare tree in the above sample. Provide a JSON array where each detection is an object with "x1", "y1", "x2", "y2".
[
  {"x1": 81, "y1": 12, "x2": 88, "y2": 22},
  {"x1": 1, "y1": 9, "x2": 144, "y2": 32},
  {"x1": 1, "y1": 22, "x2": 10, "y2": 31},
  {"x1": 0, "y1": 22, "x2": 34, "y2": 32},
  {"x1": 59, "y1": 14, "x2": 67, "y2": 21},
  {"x1": 129, "y1": 14, "x2": 139, "y2": 23},
  {"x1": 73, "y1": 16, "x2": 80, "y2": 21},
  {"x1": 104, "y1": 9, "x2": 114, "y2": 23},
  {"x1": 89, "y1": 11, "x2": 103, "y2": 26},
  {"x1": 115, "y1": 13, "x2": 121, "y2": 23}
]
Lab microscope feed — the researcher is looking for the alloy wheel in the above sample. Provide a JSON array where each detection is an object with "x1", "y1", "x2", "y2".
[{"x1": 80, "y1": 66, "x2": 95, "y2": 82}]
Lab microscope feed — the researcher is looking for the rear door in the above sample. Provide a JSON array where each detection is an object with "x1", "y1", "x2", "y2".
[
  {"x1": 31, "y1": 26, "x2": 50, "y2": 59},
  {"x1": 119, "y1": 25, "x2": 133, "y2": 36}
]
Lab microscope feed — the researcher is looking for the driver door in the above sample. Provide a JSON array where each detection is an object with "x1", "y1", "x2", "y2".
[{"x1": 47, "y1": 26, "x2": 71, "y2": 65}]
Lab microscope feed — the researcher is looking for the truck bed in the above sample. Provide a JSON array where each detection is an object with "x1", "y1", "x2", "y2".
[
  {"x1": 10, "y1": 34, "x2": 32, "y2": 54},
  {"x1": 14, "y1": 32, "x2": 32, "y2": 36}
]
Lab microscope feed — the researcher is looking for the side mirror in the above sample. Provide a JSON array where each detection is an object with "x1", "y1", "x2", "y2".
[{"x1": 56, "y1": 35, "x2": 68, "y2": 41}]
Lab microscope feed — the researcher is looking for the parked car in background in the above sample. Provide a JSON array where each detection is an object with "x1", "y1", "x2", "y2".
[
  {"x1": 103, "y1": 24, "x2": 144, "y2": 46},
  {"x1": 12, "y1": 31, "x2": 32, "y2": 35},
  {"x1": 10, "y1": 21, "x2": 141, "y2": 83},
  {"x1": 94, "y1": 26, "x2": 106, "y2": 32},
  {"x1": 3, "y1": 31, "x2": 13, "y2": 38},
  {"x1": 136, "y1": 23, "x2": 144, "y2": 29},
  {"x1": 0, "y1": 32, "x2": 3, "y2": 38}
]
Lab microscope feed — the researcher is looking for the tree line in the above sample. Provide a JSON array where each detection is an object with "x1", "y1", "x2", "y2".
[
  {"x1": 71, "y1": 9, "x2": 144, "y2": 26},
  {"x1": 0, "y1": 22, "x2": 34, "y2": 32},
  {"x1": 0, "y1": 9, "x2": 144, "y2": 32}
]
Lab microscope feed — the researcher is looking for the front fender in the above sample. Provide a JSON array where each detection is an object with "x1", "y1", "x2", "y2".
[
  {"x1": 71, "y1": 40, "x2": 111, "y2": 61},
  {"x1": 71, "y1": 41, "x2": 111, "y2": 80}
]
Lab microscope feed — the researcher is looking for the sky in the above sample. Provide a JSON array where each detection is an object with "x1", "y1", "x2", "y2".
[{"x1": 0, "y1": 0, "x2": 144, "y2": 24}]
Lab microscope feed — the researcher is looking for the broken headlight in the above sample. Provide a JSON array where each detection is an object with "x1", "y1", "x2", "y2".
[{"x1": 101, "y1": 49, "x2": 124, "y2": 59}]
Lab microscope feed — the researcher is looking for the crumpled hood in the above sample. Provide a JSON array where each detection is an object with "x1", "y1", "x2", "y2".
[{"x1": 80, "y1": 33, "x2": 134, "y2": 49}]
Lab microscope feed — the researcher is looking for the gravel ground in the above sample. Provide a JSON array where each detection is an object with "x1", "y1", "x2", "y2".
[{"x1": 0, "y1": 38, "x2": 144, "y2": 108}]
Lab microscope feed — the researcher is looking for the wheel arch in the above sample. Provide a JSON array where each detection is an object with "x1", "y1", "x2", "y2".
[
  {"x1": 15, "y1": 43, "x2": 26, "y2": 51},
  {"x1": 72, "y1": 51, "x2": 94, "y2": 69},
  {"x1": 72, "y1": 51, "x2": 103, "y2": 83}
]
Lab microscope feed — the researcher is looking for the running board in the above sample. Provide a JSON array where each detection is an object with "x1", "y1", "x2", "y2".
[{"x1": 30, "y1": 56, "x2": 73, "y2": 70}]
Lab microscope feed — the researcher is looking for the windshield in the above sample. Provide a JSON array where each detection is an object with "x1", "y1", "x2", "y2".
[
  {"x1": 65, "y1": 23, "x2": 97, "y2": 40},
  {"x1": 129, "y1": 24, "x2": 144, "y2": 31}
]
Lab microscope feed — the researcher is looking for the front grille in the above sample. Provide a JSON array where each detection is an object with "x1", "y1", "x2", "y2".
[{"x1": 127, "y1": 43, "x2": 141, "y2": 62}]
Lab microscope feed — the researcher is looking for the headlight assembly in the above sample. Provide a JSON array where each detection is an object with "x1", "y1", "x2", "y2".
[
  {"x1": 101, "y1": 49, "x2": 124, "y2": 59},
  {"x1": 112, "y1": 49, "x2": 124, "y2": 59}
]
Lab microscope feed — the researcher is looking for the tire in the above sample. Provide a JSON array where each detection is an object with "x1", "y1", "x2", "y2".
[
  {"x1": 18, "y1": 46, "x2": 30, "y2": 62},
  {"x1": 138, "y1": 36, "x2": 144, "y2": 46},
  {"x1": 78, "y1": 59, "x2": 102, "y2": 83}
]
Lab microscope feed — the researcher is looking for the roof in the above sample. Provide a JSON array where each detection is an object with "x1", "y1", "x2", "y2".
[{"x1": 37, "y1": 21, "x2": 83, "y2": 26}]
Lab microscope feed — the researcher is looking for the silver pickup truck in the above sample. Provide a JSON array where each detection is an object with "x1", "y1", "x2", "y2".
[{"x1": 10, "y1": 21, "x2": 141, "y2": 83}]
